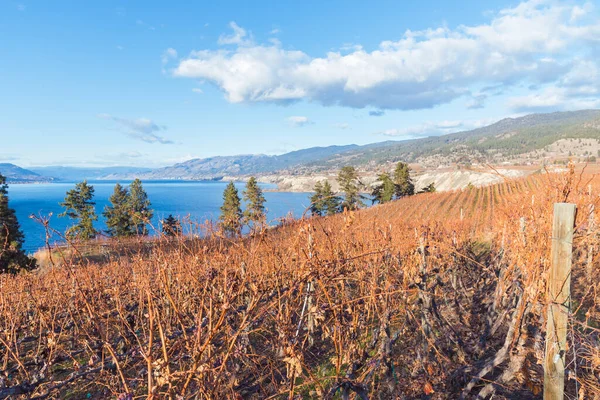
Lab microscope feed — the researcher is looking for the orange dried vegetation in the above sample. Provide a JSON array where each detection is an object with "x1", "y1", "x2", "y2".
[{"x1": 1, "y1": 165, "x2": 599, "y2": 399}]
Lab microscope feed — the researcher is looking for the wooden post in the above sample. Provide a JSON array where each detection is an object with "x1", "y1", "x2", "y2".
[
  {"x1": 544, "y1": 203, "x2": 576, "y2": 400},
  {"x1": 587, "y1": 203, "x2": 595, "y2": 284}
]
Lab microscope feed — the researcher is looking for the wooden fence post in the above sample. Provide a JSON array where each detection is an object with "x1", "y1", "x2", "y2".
[{"x1": 544, "y1": 203, "x2": 577, "y2": 400}]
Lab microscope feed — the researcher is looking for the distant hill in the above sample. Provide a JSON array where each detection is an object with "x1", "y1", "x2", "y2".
[
  {"x1": 136, "y1": 144, "x2": 359, "y2": 180},
  {"x1": 305, "y1": 109, "x2": 600, "y2": 170},
  {"x1": 119, "y1": 110, "x2": 600, "y2": 180},
  {"x1": 29, "y1": 166, "x2": 154, "y2": 181},
  {"x1": 18, "y1": 110, "x2": 600, "y2": 183},
  {"x1": 0, "y1": 163, "x2": 52, "y2": 183}
]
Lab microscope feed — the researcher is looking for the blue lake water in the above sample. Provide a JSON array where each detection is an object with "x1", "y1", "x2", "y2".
[{"x1": 7, "y1": 181, "x2": 313, "y2": 253}]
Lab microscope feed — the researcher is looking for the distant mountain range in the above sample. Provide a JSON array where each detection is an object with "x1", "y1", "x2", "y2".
[
  {"x1": 0, "y1": 165, "x2": 152, "y2": 184},
  {"x1": 28, "y1": 166, "x2": 153, "y2": 182},
  {"x1": 0, "y1": 163, "x2": 52, "y2": 183},
  {"x1": 308, "y1": 109, "x2": 600, "y2": 170},
  {"x1": 122, "y1": 109, "x2": 600, "y2": 179},
  {"x1": 125, "y1": 144, "x2": 360, "y2": 180},
  {"x1": 3, "y1": 110, "x2": 600, "y2": 183}
]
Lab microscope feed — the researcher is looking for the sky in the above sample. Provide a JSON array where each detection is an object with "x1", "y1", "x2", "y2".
[{"x1": 1, "y1": 0, "x2": 599, "y2": 168}]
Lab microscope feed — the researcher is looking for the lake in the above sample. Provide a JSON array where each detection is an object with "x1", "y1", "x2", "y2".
[{"x1": 7, "y1": 181, "x2": 313, "y2": 253}]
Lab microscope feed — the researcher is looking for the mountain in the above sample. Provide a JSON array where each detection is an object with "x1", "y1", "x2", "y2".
[
  {"x1": 0, "y1": 163, "x2": 52, "y2": 183},
  {"x1": 136, "y1": 144, "x2": 359, "y2": 180},
  {"x1": 29, "y1": 166, "x2": 154, "y2": 181},
  {"x1": 17, "y1": 110, "x2": 600, "y2": 183},
  {"x1": 122, "y1": 110, "x2": 600, "y2": 180},
  {"x1": 303, "y1": 109, "x2": 600, "y2": 170}
]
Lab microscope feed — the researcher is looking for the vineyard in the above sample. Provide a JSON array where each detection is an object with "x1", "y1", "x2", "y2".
[{"x1": 1, "y1": 167, "x2": 600, "y2": 399}]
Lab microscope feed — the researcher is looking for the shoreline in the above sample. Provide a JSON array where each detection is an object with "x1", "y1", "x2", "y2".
[{"x1": 8, "y1": 166, "x2": 536, "y2": 193}]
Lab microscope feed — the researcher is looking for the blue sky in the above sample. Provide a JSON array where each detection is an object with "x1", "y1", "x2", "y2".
[{"x1": 1, "y1": 0, "x2": 599, "y2": 167}]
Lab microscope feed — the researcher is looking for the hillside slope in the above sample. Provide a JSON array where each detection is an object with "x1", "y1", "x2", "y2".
[
  {"x1": 304, "y1": 109, "x2": 600, "y2": 170},
  {"x1": 136, "y1": 144, "x2": 359, "y2": 180},
  {"x1": 0, "y1": 163, "x2": 52, "y2": 183},
  {"x1": 4, "y1": 169, "x2": 599, "y2": 398},
  {"x1": 30, "y1": 166, "x2": 153, "y2": 181},
  {"x1": 109, "y1": 110, "x2": 600, "y2": 180}
]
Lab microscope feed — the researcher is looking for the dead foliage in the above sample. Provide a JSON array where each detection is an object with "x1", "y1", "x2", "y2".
[{"x1": 1, "y1": 166, "x2": 600, "y2": 399}]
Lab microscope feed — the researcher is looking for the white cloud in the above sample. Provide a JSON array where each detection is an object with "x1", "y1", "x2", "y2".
[
  {"x1": 466, "y1": 94, "x2": 487, "y2": 109},
  {"x1": 173, "y1": 1, "x2": 600, "y2": 111},
  {"x1": 116, "y1": 45, "x2": 124, "y2": 51},
  {"x1": 270, "y1": 28, "x2": 281, "y2": 35},
  {"x1": 0, "y1": 154, "x2": 20, "y2": 162},
  {"x1": 287, "y1": 116, "x2": 312, "y2": 127},
  {"x1": 161, "y1": 48, "x2": 178, "y2": 64},
  {"x1": 218, "y1": 22, "x2": 251, "y2": 45},
  {"x1": 192, "y1": 88, "x2": 204, "y2": 93},
  {"x1": 374, "y1": 119, "x2": 499, "y2": 138},
  {"x1": 136, "y1": 19, "x2": 156, "y2": 31},
  {"x1": 98, "y1": 114, "x2": 174, "y2": 144},
  {"x1": 369, "y1": 110, "x2": 385, "y2": 117},
  {"x1": 375, "y1": 121, "x2": 459, "y2": 138},
  {"x1": 570, "y1": 3, "x2": 591, "y2": 22},
  {"x1": 333, "y1": 122, "x2": 350, "y2": 129},
  {"x1": 508, "y1": 57, "x2": 600, "y2": 111},
  {"x1": 96, "y1": 151, "x2": 148, "y2": 163},
  {"x1": 120, "y1": 151, "x2": 145, "y2": 158},
  {"x1": 435, "y1": 120, "x2": 463, "y2": 129},
  {"x1": 508, "y1": 86, "x2": 600, "y2": 112},
  {"x1": 508, "y1": 90, "x2": 564, "y2": 112},
  {"x1": 560, "y1": 59, "x2": 599, "y2": 90}
]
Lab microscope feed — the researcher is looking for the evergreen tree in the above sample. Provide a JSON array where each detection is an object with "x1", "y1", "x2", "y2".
[
  {"x1": 0, "y1": 174, "x2": 35, "y2": 273},
  {"x1": 243, "y1": 177, "x2": 266, "y2": 229},
  {"x1": 321, "y1": 181, "x2": 341, "y2": 216},
  {"x1": 103, "y1": 183, "x2": 134, "y2": 237},
  {"x1": 309, "y1": 181, "x2": 326, "y2": 216},
  {"x1": 419, "y1": 182, "x2": 437, "y2": 193},
  {"x1": 219, "y1": 182, "x2": 242, "y2": 236},
  {"x1": 393, "y1": 162, "x2": 415, "y2": 198},
  {"x1": 309, "y1": 180, "x2": 341, "y2": 216},
  {"x1": 371, "y1": 173, "x2": 395, "y2": 204},
  {"x1": 162, "y1": 214, "x2": 181, "y2": 237},
  {"x1": 59, "y1": 180, "x2": 98, "y2": 240},
  {"x1": 128, "y1": 179, "x2": 153, "y2": 236},
  {"x1": 337, "y1": 166, "x2": 364, "y2": 210}
]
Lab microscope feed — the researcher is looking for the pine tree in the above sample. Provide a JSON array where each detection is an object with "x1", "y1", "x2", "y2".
[
  {"x1": 371, "y1": 172, "x2": 395, "y2": 204},
  {"x1": 309, "y1": 180, "x2": 341, "y2": 216},
  {"x1": 162, "y1": 214, "x2": 181, "y2": 237},
  {"x1": 321, "y1": 181, "x2": 341, "y2": 216},
  {"x1": 337, "y1": 166, "x2": 364, "y2": 210},
  {"x1": 393, "y1": 162, "x2": 415, "y2": 198},
  {"x1": 103, "y1": 183, "x2": 134, "y2": 237},
  {"x1": 419, "y1": 182, "x2": 437, "y2": 193},
  {"x1": 219, "y1": 182, "x2": 242, "y2": 236},
  {"x1": 128, "y1": 179, "x2": 153, "y2": 236},
  {"x1": 59, "y1": 180, "x2": 98, "y2": 240},
  {"x1": 309, "y1": 181, "x2": 325, "y2": 216},
  {"x1": 0, "y1": 174, "x2": 35, "y2": 273},
  {"x1": 243, "y1": 177, "x2": 266, "y2": 230}
]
